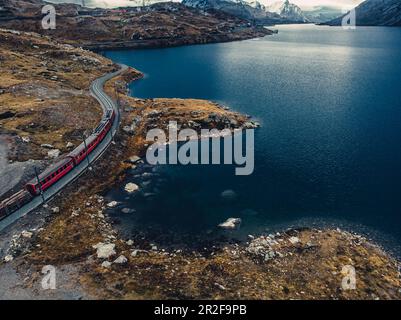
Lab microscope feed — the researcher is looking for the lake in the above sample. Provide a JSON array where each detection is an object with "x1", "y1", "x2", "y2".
[{"x1": 103, "y1": 25, "x2": 401, "y2": 251}]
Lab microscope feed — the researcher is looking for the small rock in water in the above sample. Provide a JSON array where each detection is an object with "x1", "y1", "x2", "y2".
[
  {"x1": 121, "y1": 208, "x2": 135, "y2": 214},
  {"x1": 94, "y1": 243, "x2": 116, "y2": 259},
  {"x1": 218, "y1": 218, "x2": 242, "y2": 230},
  {"x1": 221, "y1": 190, "x2": 237, "y2": 201},
  {"x1": 113, "y1": 255, "x2": 128, "y2": 264},
  {"x1": 126, "y1": 240, "x2": 134, "y2": 246},
  {"x1": 124, "y1": 183, "x2": 139, "y2": 193},
  {"x1": 142, "y1": 180, "x2": 151, "y2": 187},
  {"x1": 143, "y1": 192, "x2": 156, "y2": 198},
  {"x1": 106, "y1": 201, "x2": 118, "y2": 208}
]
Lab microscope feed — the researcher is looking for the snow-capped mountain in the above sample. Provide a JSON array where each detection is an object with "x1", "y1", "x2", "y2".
[
  {"x1": 183, "y1": 0, "x2": 311, "y2": 23},
  {"x1": 182, "y1": 0, "x2": 278, "y2": 21},
  {"x1": 266, "y1": 0, "x2": 308, "y2": 23},
  {"x1": 325, "y1": 0, "x2": 401, "y2": 26},
  {"x1": 247, "y1": 0, "x2": 266, "y2": 11}
]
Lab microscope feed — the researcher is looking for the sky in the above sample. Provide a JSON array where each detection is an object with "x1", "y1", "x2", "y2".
[{"x1": 47, "y1": 0, "x2": 365, "y2": 11}]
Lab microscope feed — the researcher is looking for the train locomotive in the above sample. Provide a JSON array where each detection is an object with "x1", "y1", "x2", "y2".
[{"x1": 0, "y1": 109, "x2": 115, "y2": 220}]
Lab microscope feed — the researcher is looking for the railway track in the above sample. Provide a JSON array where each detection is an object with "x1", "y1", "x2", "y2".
[{"x1": 0, "y1": 64, "x2": 128, "y2": 232}]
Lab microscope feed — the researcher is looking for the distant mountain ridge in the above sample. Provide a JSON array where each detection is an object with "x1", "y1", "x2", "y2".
[
  {"x1": 182, "y1": 0, "x2": 282, "y2": 22},
  {"x1": 303, "y1": 5, "x2": 343, "y2": 23},
  {"x1": 182, "y1": 0, "x2": 310, "y2": 23},
  {"x1": 26, "y1": 0, "x2": 343, "y2": 24},
  {"x1": 325, "y1": 0, "x2": 401, "y2": 26},
  {"x1": 266, "y1": 0, "x2": 308, "y2": 23}
]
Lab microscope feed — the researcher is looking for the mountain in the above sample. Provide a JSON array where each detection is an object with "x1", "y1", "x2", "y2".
[
  {"x1": 325, "y1": 0, "x2": 401, "y2": 26},
  {"x1": 0, "y1": 0, "x2": 272, "y2": 49},
  {"x1": 303, "y1": 6, "x2": 343, "y2": 24},
  {"x1": 266, "y1": 0, "x2": 308, "y2": 23},
  {"x1": 182, "y1": 0, "x2": 282, "y2": 22}
]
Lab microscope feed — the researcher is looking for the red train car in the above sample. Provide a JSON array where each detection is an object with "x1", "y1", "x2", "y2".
[
  {"x1": 1, "y1": 109, "x2": 116, "y2": 220},
  {"x1": 25, "y1": 157, "x2": 75, "y2": 196},
  {"x1": 69, "y1": 116, "x2": 114, "y2": 165},
  {"x1": 0, "y1": 190, "x2": 33, "y2": 220}
]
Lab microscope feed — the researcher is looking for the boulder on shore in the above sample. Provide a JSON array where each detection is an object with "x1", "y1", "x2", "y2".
[
  {"x1": 113, "y1": 255, "x2": 128, "y2": 264},
  {"x1": 93, "y1": 243, "x2": 116, "y2": 259},
  {"x1": 126, "y1": 155, "x2": 141, "y2": 164},
  {"x1": 4, "y1": 255, "x2": 13, "y2": 262},
  {"x1": 47, "y1": 149, "x2": 60, "y2": 158}
]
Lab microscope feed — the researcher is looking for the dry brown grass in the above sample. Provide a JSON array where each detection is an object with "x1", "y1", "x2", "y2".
[{"x1": 0, "y1": 29, "x2": 115, "y2": 161}]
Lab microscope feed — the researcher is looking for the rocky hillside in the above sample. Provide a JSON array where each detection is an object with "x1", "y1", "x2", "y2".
[
  {"x1": 325, "y1": 0, "x2": 401, "y2": 26},
  {"x1": 0, "y1": 0, "x2": 272, "y2": 49},
  {"x1": 0, "y1": 27, "x2": 116, "y2": 198}
]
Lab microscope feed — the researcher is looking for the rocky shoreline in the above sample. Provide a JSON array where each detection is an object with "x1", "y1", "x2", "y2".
[
  {"x1": 0, "y1": 23, "x2": 400, "y2": 299},
  {"x1": 85, "y1": 30, "x2": 271, "y2": 51},
  {"x1": 1, "y1": 58, "x2": 401, "y2": 299}
]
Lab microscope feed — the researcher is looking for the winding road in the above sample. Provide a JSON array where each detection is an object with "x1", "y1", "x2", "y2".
[{"x1": 0, "y1": 64, "x2": 128, "y2": 232}]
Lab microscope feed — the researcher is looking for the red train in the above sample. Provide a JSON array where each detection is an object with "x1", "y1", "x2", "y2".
[{"x1": 0, "y1": 110, "x2": 115, "y2": 220}]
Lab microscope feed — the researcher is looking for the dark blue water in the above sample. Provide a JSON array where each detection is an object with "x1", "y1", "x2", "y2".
[{"x1": 104, "y1": 25, "x2": 401, "y2": 248}]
